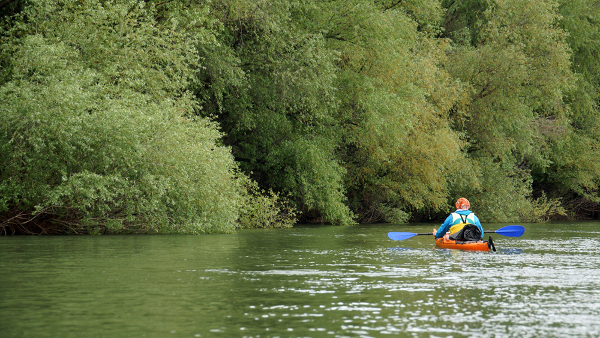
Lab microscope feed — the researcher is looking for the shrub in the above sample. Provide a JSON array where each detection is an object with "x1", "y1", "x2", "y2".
[{"x1": 0, "y1": 1, "x2": 243, "y2": 234}]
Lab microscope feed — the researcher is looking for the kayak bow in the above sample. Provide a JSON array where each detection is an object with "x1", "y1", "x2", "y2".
[{"x1": 434, "y1": 236, "x2": 494, "y2": 252}]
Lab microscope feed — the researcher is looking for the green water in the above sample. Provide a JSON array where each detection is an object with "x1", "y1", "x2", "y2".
[{"x1": 1, "y1": 222, "x2": 599, "y2": 337}]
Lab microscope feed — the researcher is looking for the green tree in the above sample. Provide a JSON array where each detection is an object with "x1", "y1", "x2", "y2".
[
  {"x1": 197, "y1": 0, "x2": 472, "y2": 223},
  {"x1": 304, "y1": 0, "x2": 469, "y2": 222},
  {"x1": 0, "y1": 0, "x2": 243, "y2": 234},
  {"x1": 195, "y1": 0, "x2": 354, "y2": 225},
  {"x1": 442, "y1": 0, "x2": 575, "y2": 221},
  {"x1": 539, "y1": 0, "x2": 600, "y2": 215}
]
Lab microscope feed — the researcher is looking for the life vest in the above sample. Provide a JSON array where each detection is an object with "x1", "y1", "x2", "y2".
[{"x1": 448, "y1": 212, "x2": 476, "y2": 234}]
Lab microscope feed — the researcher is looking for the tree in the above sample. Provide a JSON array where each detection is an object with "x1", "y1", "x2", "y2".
[
  {"x1": 303, "y1": 0, "x2": 468, "y2": 222},
  {"x1": 442, "y1": 0, "x2": 575, "y2": 221},
  {"x1": 195, "y1": 0, "x2": 354, "y2": 224},
  {"x1": 539, "y1": 0, "x2": 600, "y2": 216},
  {"x1": 0, "y1": 0, "x2": 243, "y2": 234}
]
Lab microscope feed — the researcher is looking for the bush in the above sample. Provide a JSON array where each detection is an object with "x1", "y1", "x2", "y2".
[
  {"x1": 0, "y1": 1, "x2": 243, "y2": 234},
  {"x1": 451, "y1": 158, "x2": 533, "y2": 223},
  {"x1": 520, "y1": 193, "x2": 567, "y2": 223},
  {"x1": 237, "y1": 179, "x2": 297, "y2": 229}
]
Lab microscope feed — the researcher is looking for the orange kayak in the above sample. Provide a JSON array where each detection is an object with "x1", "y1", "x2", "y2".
[{"x1": 434, "y1": 237, "x2": 494, "y2": 251}]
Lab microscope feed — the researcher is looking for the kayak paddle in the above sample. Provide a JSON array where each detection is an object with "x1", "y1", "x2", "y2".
[
  {"x1": 388, "y1": 225, "x2": 525, "y2": 241},
  {"x1": 387, "y1": 232, "x2": 431, "y2": 241},
  {"x1": 486, "y1": 225, "x2": 525, "y2": 237}
]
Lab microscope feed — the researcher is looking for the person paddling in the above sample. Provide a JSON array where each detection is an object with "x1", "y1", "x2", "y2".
[{"x1": 433, "y1": 198, "x2": 484, "y2": 241}]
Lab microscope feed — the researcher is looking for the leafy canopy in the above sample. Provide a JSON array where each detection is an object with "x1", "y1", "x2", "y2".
[{"x1": 0, "y1": 0, "x2": 243, "y2": 234}]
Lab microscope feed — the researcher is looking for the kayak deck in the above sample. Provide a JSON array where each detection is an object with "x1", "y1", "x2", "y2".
[{"x1": 434, "y1": 236, "x2": 495, "y2": 252}]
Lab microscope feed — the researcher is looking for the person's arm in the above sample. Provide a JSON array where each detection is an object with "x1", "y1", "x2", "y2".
[
  {"x1": 474, "y1": 214, "x2": 484, "y2": 239},
  {"x1": 435, "y1": 215, "x2": 452, "y2": 239}
]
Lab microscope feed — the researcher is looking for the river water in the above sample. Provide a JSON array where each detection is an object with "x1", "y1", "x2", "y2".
[{"x1": 1, "y1": 222, "x2": 599, "y2": 337}]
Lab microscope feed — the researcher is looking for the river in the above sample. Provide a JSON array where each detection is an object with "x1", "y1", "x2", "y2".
[{"x1": 1, "y1": 221, "x2": 599, "y2": 337}]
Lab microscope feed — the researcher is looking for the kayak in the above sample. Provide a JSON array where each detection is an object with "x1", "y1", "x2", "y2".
[
  {"x1": 434, "y1": 236, "x2": 495, "y2": 252},
  {"x1": 388, "y1": 225, "x2": 524, "y2": 252}
]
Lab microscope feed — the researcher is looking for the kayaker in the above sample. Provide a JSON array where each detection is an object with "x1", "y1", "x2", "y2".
[{"x1": 433, "y1": 198, "x2": 484, "y2": 241}]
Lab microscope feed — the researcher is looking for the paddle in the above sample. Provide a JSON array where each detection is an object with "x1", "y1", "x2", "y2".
[
  {"x1": 387, "y1": 232, "x2": 431, "y2": 241},
  {"x1": 387, "y1": 225, "x2": 525, "y2": 241},
  {"x1": 486, "y1": 225, "x2": 525, "y2": 237}
]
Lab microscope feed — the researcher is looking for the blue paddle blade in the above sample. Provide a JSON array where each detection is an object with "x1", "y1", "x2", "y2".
[
  {"x1": 388, "y1": 232, "x2": 418, "y2": 241},
  {"x1": 493, "y1": 225, "x2": 525, "y2": 237}
]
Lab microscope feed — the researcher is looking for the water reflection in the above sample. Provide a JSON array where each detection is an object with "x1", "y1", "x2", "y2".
[
  {"x1": 496, "y1": 248, "x2": 524, "y2": 254},
  {"x1": 388, "y1": 247, "x2": 413, "y2": 251}
]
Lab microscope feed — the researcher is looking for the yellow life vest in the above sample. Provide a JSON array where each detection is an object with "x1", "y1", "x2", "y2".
[{"x1": 448, "y1": 212, "x2": 476, "y2": 234}]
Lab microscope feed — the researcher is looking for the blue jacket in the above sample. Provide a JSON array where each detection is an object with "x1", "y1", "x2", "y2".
[{"x1": 435, "y1": 210, "x2": 484, "y2": 239}]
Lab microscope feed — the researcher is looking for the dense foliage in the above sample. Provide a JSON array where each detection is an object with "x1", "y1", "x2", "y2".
[
  {"x1": 0, "y1": 0, "x2": 244, "y2": 234},
  {"x1": 1, "y1": 0, "x2": 599, "y2": 234}
]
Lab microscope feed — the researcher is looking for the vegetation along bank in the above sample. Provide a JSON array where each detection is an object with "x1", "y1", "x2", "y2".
[{"x1": 1, "y1": 0, "x2": 599, "y2": 234}]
